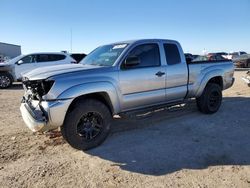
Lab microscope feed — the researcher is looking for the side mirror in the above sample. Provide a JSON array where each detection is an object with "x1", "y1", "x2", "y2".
[
  {"x1": 186, "y1": 57, "x2": 192, "y2": 64},
  {"x1": 124, "y1": 56, "x2": 140, "y2": 67},
  {"x1": 16, "y1": 60, "x2": 23, "y2": 65}
]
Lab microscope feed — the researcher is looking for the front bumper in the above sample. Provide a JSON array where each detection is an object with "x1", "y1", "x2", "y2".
[
  {"x1": 20, "y1": 98, "x2": 73, "y2": 132},
  {"x1": 20, "y1": 103, "x2": 45, "y2": 132}
]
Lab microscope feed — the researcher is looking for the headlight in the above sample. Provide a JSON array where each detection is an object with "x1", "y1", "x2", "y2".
[
  {"x1": 41, "y1": 80, "x2": 55, "y2": 95},
  {"x1": 23, "y1": 79, "x2": 54, "y2": 100}
]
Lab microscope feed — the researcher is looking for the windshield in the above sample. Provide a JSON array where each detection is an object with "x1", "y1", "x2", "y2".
[{"x1": 80, "y1": 44, "x2": 128, "y2": 66}]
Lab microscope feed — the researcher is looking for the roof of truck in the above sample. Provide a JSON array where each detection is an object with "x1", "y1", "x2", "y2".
[{"x1": 108, "y1": 39, "x2": 179, "y2": 45}]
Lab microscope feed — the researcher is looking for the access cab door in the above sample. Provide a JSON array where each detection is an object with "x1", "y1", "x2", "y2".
[
  {"x1": 163, "y1": 42, "x2": 188, "y2": 102},
  {"x1": 118, "y1": 43, "x2": 166, "y2": 111}
]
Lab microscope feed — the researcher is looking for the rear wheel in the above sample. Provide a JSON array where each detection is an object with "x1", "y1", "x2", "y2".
[
  {"x1": 0, "y1": 72, "x2": 13, "y2": 89},
  {"x1": 61, "y1": 99, "x2": 112, "y2": 150},
  {"x1": 196, "y1": 83, "x2": 222, "y2": 114}
]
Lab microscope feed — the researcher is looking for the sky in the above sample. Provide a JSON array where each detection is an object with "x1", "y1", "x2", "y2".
[{"x1": 1, "y1": 0, "x2": 250, "y2": 54}]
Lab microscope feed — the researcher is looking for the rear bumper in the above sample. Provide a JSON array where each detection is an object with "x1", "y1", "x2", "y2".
[{"x1": 20, "y1": 98, "x2": 73, "y2": 132}]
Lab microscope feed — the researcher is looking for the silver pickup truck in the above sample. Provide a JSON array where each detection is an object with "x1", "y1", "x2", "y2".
[{"x1": 20, "y1": 39, "x2": 234, "y2": 150}]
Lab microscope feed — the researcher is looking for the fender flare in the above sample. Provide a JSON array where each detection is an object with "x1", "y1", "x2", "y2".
[
  {"x1": 195, "y1": 69, "x2": 223, "y2": 97},
  {"x1": 57, "y1": 81, "x2": 121, "y2": 114}
]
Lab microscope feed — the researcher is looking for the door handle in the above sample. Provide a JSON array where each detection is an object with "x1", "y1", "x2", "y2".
[{"x1": 155, "y1": 71, "x2": 165, "y2": 77}]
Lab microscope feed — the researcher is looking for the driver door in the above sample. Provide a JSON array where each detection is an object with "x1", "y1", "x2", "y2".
[{"x1": 118, "y1": 43, "x2": 166, "y2": 111}]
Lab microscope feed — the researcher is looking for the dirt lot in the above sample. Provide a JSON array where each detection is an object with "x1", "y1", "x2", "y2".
[{"x1": 0, "y1": 71, "x2": 250, "y2": 188}]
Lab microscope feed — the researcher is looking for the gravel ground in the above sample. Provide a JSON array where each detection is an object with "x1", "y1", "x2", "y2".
[{"x1": 0, "y1": 71, "x2": 250, "y2": 188}]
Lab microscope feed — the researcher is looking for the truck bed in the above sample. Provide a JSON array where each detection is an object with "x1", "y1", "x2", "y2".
[
  {"x1": 188, "y1": 59, "x2": 231, "y2": 64},
  {"x1": 187, "y1": 60, "x2": 234, "y2": 98}
]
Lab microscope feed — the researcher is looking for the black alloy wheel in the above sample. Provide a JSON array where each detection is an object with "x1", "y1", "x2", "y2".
[{"x1": 76, "y1": 112, "x2": 103, "y2": 140}]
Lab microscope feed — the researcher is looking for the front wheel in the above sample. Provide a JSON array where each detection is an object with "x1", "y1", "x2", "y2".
[
  {"x1": 196, "y1": 83, "x2": 222, "y2": 114},
  {"x1": 61, "y1": 99, "x2": 112, "y2": 150},
  {"x1": 0, "y1": 72, "x2": 13, "y2": 89}
]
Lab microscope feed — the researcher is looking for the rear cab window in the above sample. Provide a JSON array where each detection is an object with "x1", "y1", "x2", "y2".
[{"x1": 164, "y1": 43, "x2": 181, "y2": 65}]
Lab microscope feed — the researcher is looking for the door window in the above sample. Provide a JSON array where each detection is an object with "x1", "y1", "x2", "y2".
[
  {"x1": 123, "y1": 44, "x2": 160, "y2": 69},
  {"x1": 19, "y1": 55, "x2": 36, "y2": 64},
  {"x1": 37, "y1": 54, "x2": 49, "y2": 63},
  {"x1": 37, "y1": 54, "x2": 66, "y2": 62},
  {"x1": 48, "y1": 54, "x2": 66, "y2": 61},
  {"x1": 164, "y1": 43, "x2": 181, "y2": 65}
]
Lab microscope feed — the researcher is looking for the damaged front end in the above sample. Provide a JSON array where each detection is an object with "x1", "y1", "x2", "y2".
[
  {"x1": 20, "y1": 78, "x2": 55, "y2": 132},
  {"x1": 242, "y1": 71, "x2": 250, "y2": 87},
  {"x1": 20, "y1": 77, "x2": 73, "y2": 132},
  {"x1": 22, "y1": 78, "x2": 54, "y2": 101}
]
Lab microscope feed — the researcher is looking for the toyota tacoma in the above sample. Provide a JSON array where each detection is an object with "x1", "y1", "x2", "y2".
[{"x1": 20, "y1": 39, "x2": 235, "y2": 150}]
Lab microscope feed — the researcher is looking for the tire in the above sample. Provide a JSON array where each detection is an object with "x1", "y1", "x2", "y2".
[
  {"x1": 196, "y1": 83, "x2": 222, "y2": 114},
  {"x1": 0, "y1": 72, "x2": 13, "y2": 89},
  {"x1": 61, "y1": 99, "x2": 112, "y2": 150}
]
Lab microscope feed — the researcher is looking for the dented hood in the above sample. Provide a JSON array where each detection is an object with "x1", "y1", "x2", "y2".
[{"x1": 22, "y1": 64, "x2": 102, "y2": 81}]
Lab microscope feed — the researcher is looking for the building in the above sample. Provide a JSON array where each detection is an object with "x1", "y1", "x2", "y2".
[{"x1": 0, "y1": 42, "x2": 21, "y2": 62}]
